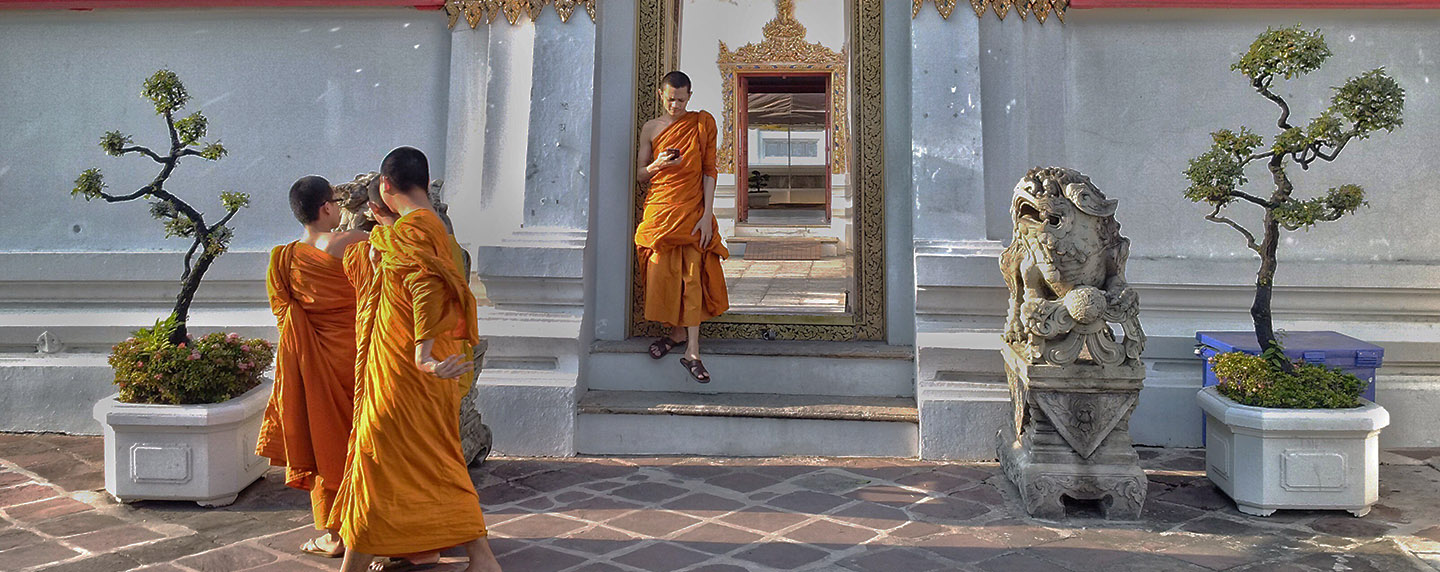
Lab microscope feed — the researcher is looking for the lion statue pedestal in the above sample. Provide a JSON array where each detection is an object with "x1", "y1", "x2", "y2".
[{"x1": 996, "y1": 167, "x2": 1148, "y2": 520}]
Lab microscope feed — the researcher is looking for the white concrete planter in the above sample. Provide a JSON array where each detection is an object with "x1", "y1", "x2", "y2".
[
  {"x1": 92, "y1": 380, "x2": 272, "y2": 507},
  {"x1": 1197, "y1": 386, "x2": 1389, "y2": 517}
]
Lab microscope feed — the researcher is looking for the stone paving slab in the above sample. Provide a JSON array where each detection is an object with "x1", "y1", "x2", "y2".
[{"x1": 0, "y1": 433, "x2": 1438, "y2": 571}]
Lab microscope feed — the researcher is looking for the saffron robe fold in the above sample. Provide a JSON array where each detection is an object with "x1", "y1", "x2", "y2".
[
  {"x1": 257, "y1": 242, "x2": 357, "y2": 529},
  {"x1": 329, "y1": 209, "x2": 485, "y2": 556},
  {"x1": 634, "y1": 110, "x2": 730, "y2": 326}
]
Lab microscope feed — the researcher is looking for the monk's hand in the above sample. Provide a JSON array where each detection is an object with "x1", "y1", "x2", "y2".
[
  {"x1": 691, "y1": 213, "x2": 715, "y2": 249},
  {"x1": 427, "y1": 354, "x2": 475, "y2": 379},
  {"x1": 647, "y1": 153, "x2": 681, "y2": 174}
]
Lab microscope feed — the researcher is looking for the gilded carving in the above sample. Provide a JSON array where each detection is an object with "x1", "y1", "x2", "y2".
[
  {"x1": 913, "y1": 0, "x2": 1067, "y2": 23},
  {"x1": 444, "y1": 0, "x2": 597, "y2": 28},
  {"x1": 716, "y1": 0, "x2": 849, "y2": 176},
  {"x1": 632, "y1": 0, "x2": 885, "y2": 341}
]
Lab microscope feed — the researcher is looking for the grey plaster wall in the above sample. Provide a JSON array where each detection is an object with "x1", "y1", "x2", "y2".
[
  {"x1": 0, "y1": 8, "x2": 451, "y2": 253},
  {"x1": 884, "y1": 0, "x2": 916, "y2": 346},
  {"x1": 981, "y1": 9, "x2": 1440, "y2": 265}
]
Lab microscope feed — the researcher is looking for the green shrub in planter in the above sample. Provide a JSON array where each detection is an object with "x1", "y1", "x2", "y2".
[
  {"x1": 1210, "y1": 351, "x2": 1365, "y2": 409},
  {"x1": 108, "y1": 316, "x2": 274, "y2": 405}
]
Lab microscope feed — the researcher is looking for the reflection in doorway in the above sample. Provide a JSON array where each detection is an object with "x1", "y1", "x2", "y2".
[{"x1": 685, "y1": 0, "x2": 852, "y2": 316}]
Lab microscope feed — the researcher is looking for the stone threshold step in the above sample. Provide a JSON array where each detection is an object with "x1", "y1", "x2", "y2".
[
  {"x1": 578, "y1": 390, "x2": 918, "y2": 423},
  {"x1": 591, "y1": 338, "x2": 913, "y2": 360},
  {"x1": 726, "y1": 236, "x2": 840, "y2": 243}
]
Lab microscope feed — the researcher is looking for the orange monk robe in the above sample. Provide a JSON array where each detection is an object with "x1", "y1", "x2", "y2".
[
  {"x1": 257, "y1": 242, "x2": 357, "y2": 530},
  {"x1": 635, "y1": 110, "x2": 730, "y2": 327},
  {"x1": 328, "y1": 209, "x2": 485, "y2": 556}
]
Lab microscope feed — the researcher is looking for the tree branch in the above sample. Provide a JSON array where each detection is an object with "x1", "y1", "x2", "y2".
[
  {"x1": 1206, "y1": 204, "x2": 1261, "y2": 252},
  {"x1": 1242, "y1": 150, "x2": 1276, "y2": 166},
  {"x1": 177, "y1": 149, "x2": 204, "y2": 159},
  {"x1": 150, "y1": 188, "x2": 205, "y2": 229},
  {"x1": 210, "y1": 206, "x2": 240, "y2": 233},
  {"x1": 1230, "y1": 190, "x2": 1275, "y2": 209},
  {"x1": 164, "y1": 110, "x2": 181, "y2": 153},
  {"x1": 1253, "y1": 79, "x2": 1294, "y2": 131},
  {"x1": 181, "y1": 238, "x2": 201, "y2": 281},
  {"x1": 97, "y1": 185, "x2": 154, "y2": 203},
  {"x1": 119, "y1": 145, "x2": 165, "y2": 163}
]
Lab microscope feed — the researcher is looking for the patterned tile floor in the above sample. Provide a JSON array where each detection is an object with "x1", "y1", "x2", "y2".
[
  {"x1": 721, "y1": 257, "x2": 850, "y2": 314},
  {"x1": 2, "y1": 433, "x2": 1439, "y2": 572}
]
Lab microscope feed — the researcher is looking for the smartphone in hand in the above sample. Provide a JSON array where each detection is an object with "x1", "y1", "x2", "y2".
[{"x1": 665, "y1": 148, "x2": 681, "y2": 160}]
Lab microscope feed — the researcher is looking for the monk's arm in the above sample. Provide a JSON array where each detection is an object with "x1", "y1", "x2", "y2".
[
  {"x1": 636, "y1": 122, "x2": 656, "y2": 182},
  {"x1": 405, "y1": 271, "x2": 471, "y2": 378}
]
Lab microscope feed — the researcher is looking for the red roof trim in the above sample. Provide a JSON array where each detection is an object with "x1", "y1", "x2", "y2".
[
  {"x1": 0, "y1": 0, "x2": 443, "y2": 10},
  {"x1": 1072, "y1": 0, "x2": 1440, "y2": 8}
]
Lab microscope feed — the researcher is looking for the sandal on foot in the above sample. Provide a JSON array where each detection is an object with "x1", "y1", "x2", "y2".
[
  {"x1": 369, "y1": 557, "x2": 437, "y2": 572},
  {"x1": 300, "y1": 537, "x2": 344, "y2": 558},
  {"x1": 679, "y1": 357, "x2": 711, "y2": 383},
  {"x1": 649, "y1": 336, "x2": 681, "y2": 360}
]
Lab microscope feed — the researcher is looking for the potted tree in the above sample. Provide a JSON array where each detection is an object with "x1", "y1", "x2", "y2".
[
  {"x1": 76, "y1": 70, "x2": 275, "y2": 507},
  {"x1": 1183, "y1": 26, "x2": 1403, "y2": 517},
  {"x1": 747, "y1": 169, "x2": 772, "y2": 209}
]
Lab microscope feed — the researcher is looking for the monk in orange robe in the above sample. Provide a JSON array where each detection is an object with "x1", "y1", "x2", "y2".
[
  {"x1": 332, "y1": 147, "x2": 500, "y2": 572},
  {"x1": 257, "y1": 175, "x2": 366, "y2": 558},
  {"x1": 635, "y1": 70, "x2": 729, "y2": 382}
]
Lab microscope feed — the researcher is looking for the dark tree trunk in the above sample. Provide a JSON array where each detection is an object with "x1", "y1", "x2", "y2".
[
  {"x1": 169, "y1": 249, "x2": 215, "y2": 345},
  {"x1": 1258, "y1": 157, "x2": 1295, "y2": 373}
]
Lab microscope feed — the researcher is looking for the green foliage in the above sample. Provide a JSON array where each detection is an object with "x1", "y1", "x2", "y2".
[
  {"x1": 1231, "y1": 25, "x2": 1331, "y2": 82},
  {"x1": 199, "y1": 142, "x2": 227, "y2": 160},
  {"x1": 1211, "y1": 351, "x2": 1365, "y2": 409},
  {"x1": 100, "y1": 131, "x2": 132, "y2": 156},
  {"x1": 1183, "y1": 128, "x2": 1260, "y2": 206},
  {"x1": 1274, "y1": 184, "x2": 1367, "y2": 229},
  {"x1": 72, "y1": 169, "x2": 105, "y2": 201},
  {"x1": 205, "y1": 225, "x2": 233, "y2": 256},
  {"x1": 142, "y1": 69, "x2": 190, "y2": 115},
  {"x1": 108, "y1": 316, "x2": 274, "y2": 405},
  {"x1": 1331, "y1": 68, "x2": 1405, "y2": 137},
  {"x1": 164, "y1": 215, "x2": 197, "y2": 239},
  {"x1": 220, "y1": 191, "x2": 250, "y2": 211},
  {"x1": 149, "y1": 200, "x2": 177, "y2": 221},
  {"x1": 174, "y1": 112, "x2": 208, "y2": 146}
]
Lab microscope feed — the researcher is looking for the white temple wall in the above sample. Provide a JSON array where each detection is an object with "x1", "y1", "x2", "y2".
[
  {"x1": 0, "y1": 8, "x2": 453, "y2": 256},
  {"x1": 960, "y1": 9, "x2": 1440, "y2": 450}
]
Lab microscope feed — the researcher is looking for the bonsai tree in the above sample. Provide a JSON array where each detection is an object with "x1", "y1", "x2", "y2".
[
  {"x1": 71, "y1": 70, "x2": 272, "y2": 405},
  {"x1": 72, "y1": 70, "x2": 246, "y2": 346},
  {"x1": 1183, "y1": 25, "x2": 1404, "y2": 374}
]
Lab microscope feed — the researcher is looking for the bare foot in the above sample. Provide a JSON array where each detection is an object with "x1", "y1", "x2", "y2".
[{"x1": 301, "y1": 532, "x2": 344, "y2": 558}]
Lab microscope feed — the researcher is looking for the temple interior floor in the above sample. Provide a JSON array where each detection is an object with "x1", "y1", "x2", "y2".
[{"x1": 2, "y1": 433, "x2": 1439, "y2": 571}]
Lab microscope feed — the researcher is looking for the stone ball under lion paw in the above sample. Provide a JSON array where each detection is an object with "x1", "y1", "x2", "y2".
[{"x1": 1063, "y1": 286, "x2": 1107, "y2": 323}]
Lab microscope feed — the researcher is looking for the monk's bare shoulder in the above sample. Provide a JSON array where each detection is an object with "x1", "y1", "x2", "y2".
[{"x1": 640, "y1": 117, "x2": 665, "y2": 141}]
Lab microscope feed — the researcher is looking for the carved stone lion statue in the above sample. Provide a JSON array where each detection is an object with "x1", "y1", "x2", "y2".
[
  {"x1": 999, "y1": 167, "x2": 1144, "y2": 366},
  {"x1": 330, "y1": 172, "x2": 490, "y2": 465}
]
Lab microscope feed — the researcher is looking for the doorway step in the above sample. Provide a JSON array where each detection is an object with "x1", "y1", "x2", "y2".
[
  {"x1": 727, "y1": 235, "x2": 837, "y2": 259},
  {"x1": 579, "y1": 339, "x2": 916, "y2": 457}
]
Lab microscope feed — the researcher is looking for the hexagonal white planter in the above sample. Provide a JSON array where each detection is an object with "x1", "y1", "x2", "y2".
[
  {"x1": 1197, "y1": 386, "x2": 1389, "y2": 517},
  {"x1": 93, "y1": 380, "x2": 272, "y2": 507}
]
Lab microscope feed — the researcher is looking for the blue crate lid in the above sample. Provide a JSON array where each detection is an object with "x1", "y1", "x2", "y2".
[{"x1": 1196, "y1": 331, "x2": 1383, "y2": 368}]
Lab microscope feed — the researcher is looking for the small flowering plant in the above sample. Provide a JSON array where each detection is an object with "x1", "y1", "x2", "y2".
[
  {"x1": 1210, "y1": 350, "x2": 1365, "y2": 409},
  {"x1": 108, "y1": 316, "x2": 274, "y2": 405}
]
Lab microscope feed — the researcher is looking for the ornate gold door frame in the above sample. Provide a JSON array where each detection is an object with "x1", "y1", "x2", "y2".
[
  {"x1": 715, "y1": 3, "x2": 849, "y2": 177},
  {"x1": 630, "y1": 0, "x2": 885, "y2": 342}
]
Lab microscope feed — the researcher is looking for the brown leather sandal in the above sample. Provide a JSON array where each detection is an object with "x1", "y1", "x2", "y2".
[
  {"x1": 649, "y1": 336, "x2": 680, "y2": 359},
  {"x1": 679, "y1": 357, "x2": 711, "y2": 383}
]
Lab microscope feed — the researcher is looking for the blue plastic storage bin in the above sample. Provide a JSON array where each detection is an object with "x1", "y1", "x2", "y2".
[{"x1": 1195, "y1": 331, "x2": 1382, "y2": 402}]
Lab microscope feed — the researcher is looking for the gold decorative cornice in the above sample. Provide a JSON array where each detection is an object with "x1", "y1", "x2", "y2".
[
  {"x1": 716, "y1": 0, "x2": 849, "y2": 175},
  {"x1": 444, "y1": 0, "x2": 596, "y2": 28},
  {"x1": 912, "y1": 0, "x2": 1068, "y2": 23}
]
